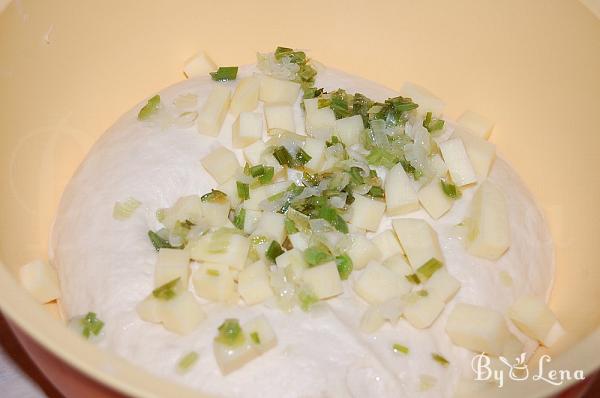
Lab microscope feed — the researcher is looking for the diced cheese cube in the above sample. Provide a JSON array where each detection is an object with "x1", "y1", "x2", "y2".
[
  {"x1": 158, "y1": 291, "x2": 206, "y2": 334},
  {"x1": 301, "y1": 262, "x2": 343, "y2": 299},
  {"x1": 403, "y1": 293, "x2": 445, "y2": 329},
  {"x1": 385, "y1": 163, "x2": 419, "y2": 216},
  {"x1": 200, "y1": 199, "x2": 231, "y2": 228},
  {"x1": 456, "y1": 110, "x2": 494, "y2": 140},
  {"x1": 192, "y1": 263, "x2": 236, "y2": 302},
  {"x1": 253, "y1": 211, "x2": 286, "y2": 243},
  {"x1": 243, "y1": 181, "x2": 289, "y2": 211},
  {"x1": 160, "y1": 195, "x2": 203, "y2": 230},
  {"x1": 424, "y1": 268, "x2": 460, "y2": 302},
  {"x1": 217, "y1": 178, "x2": 241, "y2": 208},
  {"x1": 360, "y1": 306, "x2": 386, "y2": 333},
  {"x1": 183, "y1": 51, "x2": 216, "y2": 79},
  {"x1": 243, "y1": 140, "x2": 267, "y2": 166},
  {"x1": 354, "y1": 263, "x2": 410, "y2": 304},
  {"x1": 232, "y1": 112, "x2": 263, "y2": 148},
  {"x1": 303, "y1": 137, "x2": 326, "y2": 172},
  {"x1": 230, "y1": 76, "x2": 260, "y2": 117},
  {"x1": 201, "y1": 146, "x2": 240, "y2": 184},
  {"x1": 445, "y1": 303, "x2": 511, "y2": 355},
  {"x1": 19, "y1": 260, "x2": 60, "y2": 304},
  {"x1": 454, "y1": 129, "x2": 496, "y2": 180},
  {"x1": 238, "y1": 261, "x2": 273, "y2": 305},
  {"x1": 264, "y1": 104, "x2": 295, "y2": 132},
  {"x1": 383, "y1": 254, "x2": 413, "y2": 276},
  {"x1": 197, "y1": 85, "x2": 231, "y2": 136},
  {"x1": 438, "y1": 138, "x2": 477, "y2": 186},
  {"x1": 392, "y1": 218, "x2": 443, "y2": 268},
  {"x1": 349, "y1": 194, "x2": 386, "y2": 231},
  {"x1": 464, "y1": 181, "x2": 510, "y2": 260},
  {"x1": 137, "y1": 296, "x2": 163, "y2": 323},
  {"x1": 305, "y1": 107, "x2": 336, "y2": 140},
  {"x1": 347, "y1": 234, "x2": 382, "y2": 270},
  {"x1": 275, "y1": 248, "x2": 306, "y2": 269},
  {"x1": 507, "y1": 296, "x2": 564, "y2": 347},
  {"x1": 213, "y1": 340, "x2": 258, "y2": 375},
  {"x1": 154, "y1": 248, "x2": 190, "y2": 287},
  {"x1": 429, "y1": 154, "x2": 448, "y2": 178},
  {"x1": 189, "y1": 232, "x2": 250, "y2": 270},
  {"x1": 335, "y1": 115, "x2": 364, "y2": 146},
  {"x1": 242, "y1": 208, "x2": 262, "y2": 235},
  {"x1": 378, "y1": 297, "x2": 407, "y2": 324},
  {"x1": 418, "y1": 178, "x2": 453, "y2": 219},
  {"x1": 288, "y1": 232, "x2": 310, "y2": 251},
  {"x1": 303, "y1": 98, "x2": 319, "y2": 114},
  {"x1": 502, "y1": 334, "x2": 525, "y2": 359},
  {"x1": 372, "y1": 230, "x2": 404, "y2": 259},
  {"x1": 243, "y1": 315, "x2": 278, "y2": 353},
  {"x1": 259, "y1": 76, "x2": 301, "y2": 104},
  {"x1": 399, "y1": 82, "x2": 445, "y2": 116}
]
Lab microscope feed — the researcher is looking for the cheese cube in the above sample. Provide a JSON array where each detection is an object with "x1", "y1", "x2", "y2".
[
  {"x1": 301, "y1": 262, "x2": 343, "y2": 299},
  {"x1": 197, "y1": 85, "x2": 231, "y2": 136},
  {"x1": 349, "y1": 194, "x2": 386, "y2": 231},
  {"x1": 183, "y1": 51, "x2": 216, "y2": 79},
  {"x1": 288, "y1": 232, "x2": 310, "y2": 251},
  {"x1": 200, "y1": 199, "x2": 231, "y2": 228},
  {"x1": 305, "y1": 107, "x2": 336, "y2": 140},
  {"x1": 399, "y1": 82, "x2": 445, "y2": 116},
  {"x1": 445, "y1": 303, "x2": 511, "y2": 355},
  {"x1": 464, "y1": 181, "x2": 510, "y2": 260},
  {"x1": 230, "y1": 76, "x2": 260, "y2": 116},
  {"x1": 159, "y1": 291, "x2": 206, "y2": 334},
  {"x1": 242, "y1": 208, "x2": 262, "y2": 235},
  {"x1": 303, "y1": 137, "x2": 326, "y2": 172},
  {"x1": 213, "y1": 340, "x2": 258, "y2": 375},
  {"x1": 243, "y1": 140, "x2": 267, "y2": 166},
  {"x1": 189, "y1": 232, "x2": 250, "y2": 270},
  {"x1": 454, "y1": 129, "x2": 496, "y2": 180},
  {"x1": 383, "y1": 254, "x2": 413, "y2": 276},
  {"x1": 201, "y1": 146, "x2": 240, "y2": 184},
  {"x1": 160, "y1": 195, "x2": 203, "y2": 230},
  {"x1": 372, "y1": 230, "x2": 404, "y2": 260},
  {"x1": 253, "y1": 211, "x2": 286, "y2": 243},
  {"x1": 347, "y1": 234, "x2": 382, "y2": 270},
  {"x1": 403, "y1": 293, "x2": 445, "y2": 329},
  {"x1": 154, "y1": 248, "x2": 190, "y2": 287},
  {"x1": 244, "y1": 315, "x2": 278, "y2": 353},
  {"x1": 418, "y1": 178, "x2": 453, "y2": 219},
  {"x1": 439, "y1": 138, "x2": 477, "y2": 186},
  {"x1": 354, "y1": 263, "x2": 410, "y2": 304},
  {"x1": 385, "y1": 163, "x2": 420, "y2": 216},
  {"x1": 424, "y1": 268, "x2": 460, "y2": 302},
  {"x1": 19, "y1": 260, "x2": 60, "y2": 304},
  {"x1": 264, "y1": 104, "x2": 295, "y2": 132},
  {"x1": 507, "y1": 296, "x2": 564, "y2": 347},
  {"x1": 335, "y1": 115, "x2": 364, "y2": 146},
  {"x1": 217, "y1": 178, "x2": 241, "y2": 208},
  {"x1": 192, "y1": 263, "x2": 236, "y2": 302},
  {"x1": 392, "y1": 218, "x2": 443, "y2": 268},
  {"x1": 456, "y1": 110, "x2": 494, "y2": 140},
  {"x1": 360, "y1": 306, "x2": 386, "y2": 333},
  {"x1": 238, "y1": 261, "x2": 273, "y2": 305},
  {"x1": 232, "y1": 112, "x2": 263, "y2": 148},
  {"x1": 259, "y1": 76, "x2": 301, "y2": 104}
]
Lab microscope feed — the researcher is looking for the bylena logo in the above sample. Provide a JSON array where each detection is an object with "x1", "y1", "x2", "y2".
[{"x1": 471, "y1": 353, "x2": 585, "y2": 388}]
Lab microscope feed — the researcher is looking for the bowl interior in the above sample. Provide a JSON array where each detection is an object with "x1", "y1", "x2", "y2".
[{"x1": 1, "y1": 0, "x2": 599, "y2": 396}]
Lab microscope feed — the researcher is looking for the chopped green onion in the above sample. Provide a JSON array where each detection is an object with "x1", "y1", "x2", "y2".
[
  {"x1": 440, "y1": 179, "x2": 461, "y2": 199},
  {"x1": 417, "y1": 290, "x2": 429, "y2": 297},
  {"x1": 266, "y1": 240, "x2": 284, "y2": 263},
  {"x1": 113, "y1": 198, "x2": 141, "y2": 220},
  {"x1": 285, "y1": 218, "x2": 299, "y2": 234},
  {"x1": 257, "y1": 166, "x2": 274, "y2": 184},
  {"x1": 423, "y1": 111, "x2": 445, "y2": 133},
  {"x1": 250, "y1": 235, "x2": 269, "y2": 246},
  {"x1": 405, "y1": 273, "x2": 421, "y2": 284},
  {"x1": 80, "y1": 312, "x2": 104, "y2": 339},
  {"x1": 304, "y1": 246, "x2": 333, "y2": 266},
  {"x1": 318, "y1": 98, "x2": 331, "y2": 109},
  {"x1": 152, "y1": 277, "x2": 181, "y2": 300},
  {"x1": 367, "y1": 186, "x2": 385, "y2": 199},
  {"x1": 416, "y1": 258, "x2": 443, "y2": 281},
  {"x1": 201, "y1": 189, "x2": 228, "y2": 203},
  {"x1": 237, "y1": 181, "x2": 250, "y2": 201},
  {"x1": 303, "y1": 87, "x2": 324, "y2": 100},
  {"x1": 297, "y1": 288, "x2": 319, "y2": 311},
  {"x1": 215, "y1": 319, "x2": 245, "y2": 347},
  {"x1": 295, "y1": 148, "x2": 312, "y2": 165},
  {"x1": 393, "y1": 343, "x2": 409, "y2": 355},
  {"x1": 138, "y1": 95, "x2": 160, "y2": 120},
  {"x1": 273, "y1": 146, "x2": 294, "y2": 166},
  {"x1": 210, "y1": 66, "x2": 238, "y2": 81},
  {"x1": 233, "y1": 208, "x2": 246, "y2": 230},
  {"x1": 318, "y1": 206, "x2": 348, "y2": 234},
  {"x1": 432, "y1": 353, "x2": 450, "y2": 367},
  {"x1": 250, "y1": 331, "x2": 261, "y2": 345},
  {"x1": 177, "y1": 352, "x2": 198, "y2": 373},
  {"x1": 335, "y1": 254, "x2": 353, "y2": 280},
  {"x1": 250, "y1": 164, "x2": 265, "y2": 177},
  {"x1": 206, "y1": 268, "x2": 220, "y2": 277},
  {"x1": 349, "y1": 167, "x2": 364, "y2": 185},
  {"x1": 148, "y1": 230, "x2": 176, "y2": 251}
]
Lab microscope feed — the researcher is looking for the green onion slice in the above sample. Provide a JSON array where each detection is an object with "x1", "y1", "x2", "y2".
[
  {"x1": 393, "y1": 343, "x2": 409, "y2": 355},
  {"x1": 80, "y1": 312, "x2": 104, "y2": 339},
  {"x1": 416, "y1": 258, "x2": 443, "y2": 281},
  {"x1": 210, "y1": 66, "x2": 238, "y2": 81},
  {"x1": 152, "y1": 277, "x2": 181, "y2": 300},
  {"x1": 201, "y1": 189, "x2": 228, "y2": 204},
  {"x1": 335, "y1": 254, "x2": 353, "y2": 280},
  {"x1": 237, "y1": 181, "x2": 250, "y2": 201},
  {"x1": 432, "y1": 353, "x2": 450, "y2": 367},
  {"x1": 177, "y1": 352, "x2": 198, "y2": 373},
  {"x1": 138, "y1": 95, "x2": 160, "y2": 120},
  {"x1": 215, "y1": 318, "x2": 245, "y2": 347},
  {"x1": 266, "y1": 240, "x2": 284, "y2": 263}
]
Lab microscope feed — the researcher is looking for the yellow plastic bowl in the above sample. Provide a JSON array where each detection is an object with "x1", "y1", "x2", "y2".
[{"x1": 0, "y1": 1, "x2": 599, "y2": 397}]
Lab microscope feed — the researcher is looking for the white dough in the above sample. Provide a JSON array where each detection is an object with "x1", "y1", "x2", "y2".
[{"x1": 50, "y1": 65, "x2": 554, "y2": 398}]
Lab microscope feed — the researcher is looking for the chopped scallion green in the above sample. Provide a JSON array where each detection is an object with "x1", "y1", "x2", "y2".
[
  {"x1": 368, "y1": 186, "x2": 385, "y2": 199},
  {"x1": 295, "y1": 148, "x2": 312, "y2": 165},
  {"x1": 297, "y1": 288, "x2": 319, "y2": 311},
  {"x1": 318, "y1": 206, "x2": 348, "y2": 234},
  {"x1": 215, "y1": 319, "x2": 245, "y2": 347},
  {"x1": 250, "y1": 164, "x2": 265, "y2": 177},
  {"x1": 416, "y1": 258, "x2": 443, "y2": 281},
  {"x1": 250, "y1": 331, "x2": 261, "y2": 345},
  {"x1": 393, "y1": 343, "x2": 409, "y2": 355},
  {"x1": 80, "y1": 312, "x2": 104, "y2": 339},
  {"x1": 285, "y1": 218, "x2": 299, "y2": 234},
  {"x1": 210, "y1": 66, "x2": 238, "y2": 81},
  {"x1": 335, "y1": 254, "x2": 353, "y2": 280},
  {"x1": 177, "y1": 352, "x2": 198, "y2": 373},
  {"x1": 206, "y1": 269, "x2": 220, "y2": 277},
  {"x1": 148, "y1": 230, "x2": 176, "y2": 251},
  {"x1": 273, "y1": 146, "x2": 294, "y2": 166},
  {"x1": 233, "y1": 208, "x2": 246, "y2": 230},
  {"x1": 432, "y1": 353, "x2": 450, "y2": 367},
  {"x1": 152, "y1": 277, "x2": 181, "y2": 300},
  {"x1": 138, "y1": 95, "x2": 160, "y2": 120},
  {"x1": 201, "y1": 189, "x2": 228, "y2": 203},
  {"x1": 237, "y1": 181, "x2": 250, "y2": 201},
  {"x1": 257, "y1": 166, "x2": 274, "y2": 184},
  {"x1": 266, "y1": 240, "x2": 284, "y2": 263},
  {"x1": 405, "y1": 273, "x2": 421, "y2": 284},
  {"x1": 440, "y1": 179, "x2": 461, "y2": 199},
  {"x1": 304, "y1": 246, "x2": 333, "y2": 266}
]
